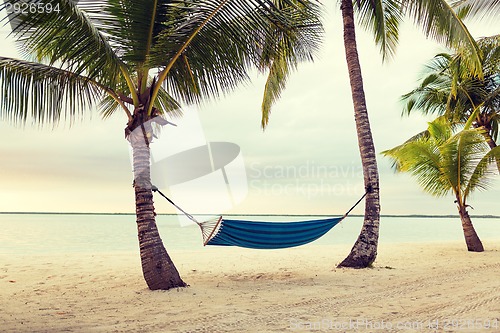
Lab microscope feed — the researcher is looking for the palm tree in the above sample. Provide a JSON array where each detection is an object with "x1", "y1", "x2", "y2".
[
  {"x1": 0, "y1": 0, "x2": 322, "y2": 290},
  {"x1": 258, "y1": 0, "x2": 499, "y2": 268},
  {"x1": 402, "y1": 35, "x2": 500, "y2": 170},
  {"x1": 334, "y1": 0, "x2": 478, "y2": 268},
  {"x1": 332, "y1": 0, "x2": 499, "y2": 268},
  {"x1": 382, "y1": 117, "x2": 500, "y2": 252}
]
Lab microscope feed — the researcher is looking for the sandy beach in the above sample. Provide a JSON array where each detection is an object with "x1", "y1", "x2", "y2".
[{"x1": 1, "y1": 240, "x2": 500, "y2": 333}]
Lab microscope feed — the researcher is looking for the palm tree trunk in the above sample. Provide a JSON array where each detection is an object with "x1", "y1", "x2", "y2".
[
  {"x1": 457, "y1": 204, "x2": 484, "y2": 252},
  {"x1": 477, "y1": 125, "x2": 500, "y2": 173},
  {"x1": 337, "y1": 0, "x2": 381, "y2": 268},
  {"x1": 129, "y1": 124, "x2": 187, "y2": 290},
  {"x1": 484, "y1": 133, "x2": 497, "y2": 149}
]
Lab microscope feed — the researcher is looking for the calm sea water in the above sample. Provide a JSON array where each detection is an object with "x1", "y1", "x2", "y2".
[{"x1": 0, "y1": 214, "x2": 499, "y2": 255}]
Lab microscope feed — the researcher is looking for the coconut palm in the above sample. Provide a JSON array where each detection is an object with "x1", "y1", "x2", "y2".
[
  {"x1": 330, "y1": 0, "x2": 500, "y2": 268},
  {"x1": 258, "y1": 0, "x2": 499, "y2": 268},
  {"x1": 334, "y1": 0, "x2": 498, "y2": 268},
  {"x1": 0, "y1": 0, "x2": 323, "y2": 290},
  {"x1": 382, "y1": 117, "x2": 500, "y2": 252},
  {"x1": 402, "y1": 35, "x2": 500, "y2": 170}
]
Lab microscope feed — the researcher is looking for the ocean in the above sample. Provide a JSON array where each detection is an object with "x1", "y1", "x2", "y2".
[{"x1": 0, "y1": 214, "x2": 499, "y2": 255}]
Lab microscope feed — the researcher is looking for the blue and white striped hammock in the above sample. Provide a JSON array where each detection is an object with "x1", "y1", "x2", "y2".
[
  {"x1": 152, "y1": 186, "x2": 367, "y2": 250},
  {"x1": 201, "y1": 216, "x2": 344, "y2": 249}
]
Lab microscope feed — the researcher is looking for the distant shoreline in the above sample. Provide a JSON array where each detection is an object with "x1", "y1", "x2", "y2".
[{"x1": 1, "y1": 212, "x2": 499, "y2": 219}]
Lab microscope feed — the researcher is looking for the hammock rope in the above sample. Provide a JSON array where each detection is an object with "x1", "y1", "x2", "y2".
[
  {"x1": 152, "y1": 185, "x2": 222, "y2": 243},
  {"x1": 152, "y1": 185, "x2": 370, "y2": 249}
]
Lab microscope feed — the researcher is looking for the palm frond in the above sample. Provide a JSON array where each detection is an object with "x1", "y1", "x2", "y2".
[
  {"x1": 490, "y1": 113, "x2": 500, "y2": 143},
  {"x1": 148, "y1": 0, "x2": 262, "y2": 105},
  {"x1": 261, "y1": 54, "x2": 290, "y2": 128},
  {"x1": 155, "y1": 85, "x2": 183, "y2": 118},
  {"x1": 382, "y1": 117, "x2": 448, "y2": 194},
  {"x1": 383, "y1": 138, "x2": 452, "y2": 197},
  {"x1": 401, "y1": 85, "x2": 448, "y2": 116},
  {"x1": 80, "y1": 0, "x2": 179, "y2": 72},
  {"x1": 441, "y1": 128, "x2": 486, "y2": 190},
  {"x1": 484, "y1": 85, "x2": 500, "y2": 108},
  {"x1": 0, "y1": 56, "x2": 103, "y2": 125},
  {"x1": 401, "y1": 54, "x2": 454, "y2": 116},
  {"x1": 450, "y1": 0, "x2": 500, "y2": 21},
  {"x1": 382, "y1": 129, "x2": 430, "y2": 163},
  {"x1": 427, "y1": 116, "x2": 452, "y2": 143},
  {"x1": 383, "y1": 116, "x2": 497, "y2": 203},
  {"x1": 100, "y1": 90, "x2": 182, "y2": 121},
  {"x1": 356, "y1": 0, "x2": 403, "y2": 61},
  {"x1": 478, "y1": 35, "x2": 500, "y2": 73},
  {"x1": 260, "y1": 0, "x2": 323, "y2": 128},
  {"x1": 147, "y1": 0, "x2": 322, "y2": 110},
  {"x1": 402, "y1": 36, "x2": 500, "y2": 156},
  {"x1": 463, "y1": 145, "x2": 500, "y2": 200},
  {"x1": 100, "y1": 76, "x2": 182, "y2": 119},
  {"x1": 99, "y1": 75, "x2": 135, "y2": 119},
  {"x1": 155, "y1": 15, "x2": 251, "y2": 105},
  {"x1": 401, "y1": 0, "x2": 482, "y2": 77},
  {"x1": 1, "y1": 0, "x2": 122, "y2": 89},
  {"x1": 99, "y1": 94, "x2": 120, "y2": 120}
]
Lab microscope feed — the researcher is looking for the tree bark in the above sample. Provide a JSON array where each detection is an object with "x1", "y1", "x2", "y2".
[
  {"x1": 129, "y1": 122, "x2": 187, "y2": 290},
  {"x1": 483, "y1": 132, "x2": 497, "y2": 150},
  {"x1": 337, "y1": 0, "x2": 381, "y2": 268},
  {"x1": 457, "y1": 204, "x2": 484, "y2": 252},
  {"x1": 477, "y1": 126, "x2": 500, "y2": 174}
]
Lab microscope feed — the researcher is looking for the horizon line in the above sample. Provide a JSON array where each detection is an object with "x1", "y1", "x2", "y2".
[{"x1": 1, "y1": 212, "x2": 499, "y2": 219}]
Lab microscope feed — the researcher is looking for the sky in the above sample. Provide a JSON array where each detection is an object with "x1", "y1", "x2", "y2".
[{"x1": 0, "y1": 3, "x2": 499, "y2": 216}]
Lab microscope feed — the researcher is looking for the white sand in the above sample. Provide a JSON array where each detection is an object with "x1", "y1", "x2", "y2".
[{"x1": 1, "y1": 240, "x2": 500, "y2": 332}]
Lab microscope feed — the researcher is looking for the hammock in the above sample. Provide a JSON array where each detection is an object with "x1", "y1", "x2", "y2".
[
  {"x1": 152, "y1": 186, "x2": 368, "y2": 249},
  {"x1": 199, "y1": 216, "x2": 344, "y2": 249}
]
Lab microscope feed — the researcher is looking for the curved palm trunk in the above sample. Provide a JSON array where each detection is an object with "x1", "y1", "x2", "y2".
[
  {"x1": 457, "y1": 204, "x2": 484, "y2": 252},
  {"x1": 129, "y1": 124, "x2": 187, "y2": 290},
  {"x1": 485, "y1": 135, "x2": 500, "y2": 174},
  {"x1": 478, "y1": 126, "x2": 500, "y2": 173},
  {"x1": 337, "y1": 0, "x2": 380, "y2": 268},
  {"x1": 484, "y1": 132, "x2": 497, "y2": 150}
]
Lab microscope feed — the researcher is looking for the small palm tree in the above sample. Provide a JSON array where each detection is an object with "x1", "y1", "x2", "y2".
[
  {"x1": 382, "y1": 117, "x2": 500, "y2": 252},
  {"x1": 0, "y1": 0, "x2": 323, "y2": 290}
]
